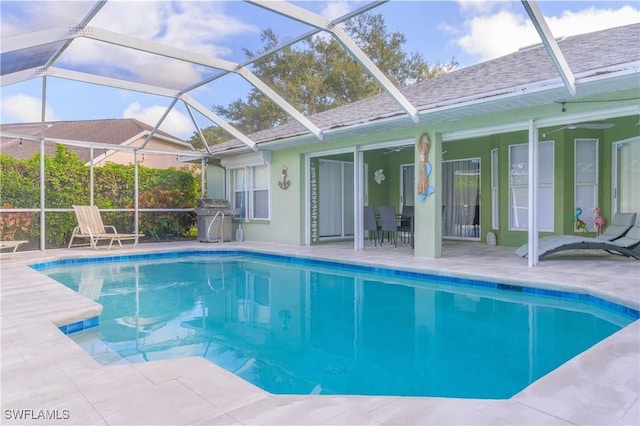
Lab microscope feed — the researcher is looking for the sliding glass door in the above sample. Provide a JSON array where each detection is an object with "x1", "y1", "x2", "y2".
[
  {"x1": 442, "y1": 159, "x2": 480, "y2": 240},
  {"x1": 318, "y1": 159, "x2": 354, "y2": 238}
]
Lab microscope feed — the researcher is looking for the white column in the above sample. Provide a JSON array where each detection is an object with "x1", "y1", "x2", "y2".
[
  {"x1": 527, "y1": 120, "x2": 539, "y2": 267},
  {"x1": 354, "y1": 148, "x2": 364, "y2": 250}
]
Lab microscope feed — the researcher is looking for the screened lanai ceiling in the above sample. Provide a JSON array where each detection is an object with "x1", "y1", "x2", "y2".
[{"x1": 0, "y1": 0, "x2": 580, "y2": 154}]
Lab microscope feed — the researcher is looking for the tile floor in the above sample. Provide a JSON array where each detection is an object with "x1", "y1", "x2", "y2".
[{"x1": 1, "y1": 240, "x2": 639, "y2": 425}]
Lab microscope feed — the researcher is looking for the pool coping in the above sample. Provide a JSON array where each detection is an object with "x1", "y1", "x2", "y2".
[{"x1": 2, "y1": 241, "x2": 639, "y2": 425}]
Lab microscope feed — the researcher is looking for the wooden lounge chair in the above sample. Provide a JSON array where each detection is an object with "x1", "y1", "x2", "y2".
[
  {"x1": 68, "y1": 205, "x2": 143, "y2": 250},
  {"x1": 0, "y1": 240, "x2": 28, "y2": 258},
  {"x1": 515, "y1": 212, "x2": 637, "y2": 259}
]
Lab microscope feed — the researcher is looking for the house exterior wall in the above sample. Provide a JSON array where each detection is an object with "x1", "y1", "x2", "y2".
[
  {"x1": 209, "y1": 90, "x2": 639, "y2": 258},
  {"x1": 94, "y1": 137, "x2": 193, "y2": 169}
]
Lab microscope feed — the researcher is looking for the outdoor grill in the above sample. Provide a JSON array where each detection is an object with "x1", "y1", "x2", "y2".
[{"x1": 195, "y1": 198, "x2": 236, "y2": 243}]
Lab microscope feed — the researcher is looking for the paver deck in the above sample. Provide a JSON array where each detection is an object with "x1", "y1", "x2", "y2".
[{"x1": 2, "y1": 240, "x2": 638, "y2": 425}]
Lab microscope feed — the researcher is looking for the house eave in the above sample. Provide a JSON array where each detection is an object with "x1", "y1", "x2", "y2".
[{"x1": 207, "y1": 65, "x2": 639, "y2": 158}]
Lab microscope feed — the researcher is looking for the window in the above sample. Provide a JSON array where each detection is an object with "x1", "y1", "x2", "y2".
[
  {"x1": 231, "y1": 165, "x2": 270, "y2": 220},
  {"x1": 613, "y1": 138, "x2": 640, "y2": 215},
  {"x1": 509, "y1": 142, "x2": 554, "y2": 231},
  {"x1": 491, "y1": 148, "x2": 499, "y2": 229},
  {"x1": 575, "y1": 139, "x2": 598, "y2": 231}
]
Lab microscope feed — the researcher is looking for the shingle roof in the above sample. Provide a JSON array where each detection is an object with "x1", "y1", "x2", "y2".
[
  {"x1": 0, "y1": 118, "x2": 190, "y2": 161},
  {"x1": 212, "y1": 23, "x2": 639, "y2": 154}
]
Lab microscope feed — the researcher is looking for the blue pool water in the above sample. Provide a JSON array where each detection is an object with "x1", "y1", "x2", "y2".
[{"x1": 37, "y1": 251, "x2": 637, "y2": 399}]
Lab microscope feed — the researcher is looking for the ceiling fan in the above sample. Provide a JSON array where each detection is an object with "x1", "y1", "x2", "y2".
[
  {"x1": 542, "y1": 122, "x2": 615, "y2": 137},
  {"x1": 382, "y1": 145, "x2": 413, "y2": 155}
]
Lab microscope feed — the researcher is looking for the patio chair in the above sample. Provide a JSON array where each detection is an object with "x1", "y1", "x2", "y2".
[
  {"x1": 68, "y1": 205, "x2": 143, "y2": 250},
  {"x1": 379, "y1": 205, "x2": 399, "y2": 248},
  {"x1": 515, "y1": 212, "x2": 637, "y2": 259},
  {"x1": 398, "y1": 205, "x2": 414, "y2": 247},
  {"x1": 0, "y1": 240, "x2": 28, "y2": 258},
  {"x1": 363, "y1": 206, "x2": 380, "y2": 247}
]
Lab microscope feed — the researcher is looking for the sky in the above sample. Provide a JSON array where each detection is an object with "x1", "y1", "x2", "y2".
[{"x1": 1, "y1": 0, "x2": 639, "y2": 140}]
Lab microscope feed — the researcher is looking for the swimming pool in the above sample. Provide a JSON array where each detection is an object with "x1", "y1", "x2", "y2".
[{"x1": 35, "y1": 250, "x2": 638, "y2": 399}]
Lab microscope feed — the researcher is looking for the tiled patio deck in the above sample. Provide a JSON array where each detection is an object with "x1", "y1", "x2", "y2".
[{"x1": 1, "y1": 240, "x2": 639, "y2": 425}]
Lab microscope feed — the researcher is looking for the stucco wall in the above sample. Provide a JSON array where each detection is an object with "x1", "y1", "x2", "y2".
[
  {"x1": 208, "y1": 90, "x2": 639, "y2": 257},
  {"x1": 94, "y1": 137, "x2": 194, "y2": 169}
]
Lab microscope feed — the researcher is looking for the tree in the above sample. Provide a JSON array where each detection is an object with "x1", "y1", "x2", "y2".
[{"x1": 188, "y1": 13, "x2": 457, "y2": 145}]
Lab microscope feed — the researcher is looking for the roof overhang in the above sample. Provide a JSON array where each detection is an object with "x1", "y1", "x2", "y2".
[{"x1": 207, "y1": 63, "x2": 639, "y2": 156}]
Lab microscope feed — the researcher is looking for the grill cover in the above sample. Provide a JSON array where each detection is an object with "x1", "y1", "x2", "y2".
[{"x1": 195, "y1": 199, "x2": 234, "y2": 242}]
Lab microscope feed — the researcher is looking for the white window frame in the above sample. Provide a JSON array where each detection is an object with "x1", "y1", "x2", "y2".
[
  {"x1": 229, "y1": 164, "x2": 271, "y2": 221},
  {"x1": 491, "y1": 148, "x2": 499, "y2": 230},
  {"x1": 612, "y1": 137, "x2": 640, "y2": 216},
  {"x1": 509, "y1": 141, "x2": 554, "y2": 231},
  {"x1": 574, "y1": 138, "x2": 598, "y2": 232},
  {"x1": 400, "y1": 163, "x2": 415, "y2": 210}
]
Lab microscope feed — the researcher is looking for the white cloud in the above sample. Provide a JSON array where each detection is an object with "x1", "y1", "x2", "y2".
[
  {"x1": 123, "y1": 102, "x2": 193, "y2": 139},
  {"x1": 457, "y1": 10, "x2": 536, "y2": 60},
  {"x1": 4, "y1": 1, "x2": 259, "y2": 90},
  {"x1": 1, "y1": 94, "x2": 58, "y2": 123},
  {"x1": 455, "y1": 4, "x2": 640, "y2": 61},
  {"x1": 545, "y1": 6, "x2": 640, "y2": 38},
  {"x1": 321, "y1": 2, "x2": 353, "y2": 20},
  {"x1": 0, "y1": 1, "x2": 93, "y2": 37}
]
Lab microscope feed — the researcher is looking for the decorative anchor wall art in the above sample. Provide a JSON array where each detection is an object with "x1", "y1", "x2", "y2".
[
  {"x1": 278, "y1": 165, "x2": 290, "y2": 190},
  {"x1": 417, "y1": 132, "x2": 435, "y2": 202}
]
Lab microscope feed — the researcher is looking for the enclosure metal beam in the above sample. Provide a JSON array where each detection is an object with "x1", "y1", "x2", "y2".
[
  {"x1": 81, "y1": 26, "x2": 323, "y2": 140},
  {"x1": 195, "y1": 1, "x2": 386, "y2": 87},
  {"x1": 521, "y1": 0, "x2": 576, "y2": 96},
  {"x1": 184, "y1": 102, "x2": 212, "y2": 154},
  {"x1": 45, "y1": 67, "x2": 179, "y2": 97},
  {"x1": 1, "y1": 26, "x2": 78, "y2": 53},
  {"x1": 43, "y1": 0, "x2": 107, "y2": 69},
  {"x1": 140, "y1": 97, "x2": 179, "y2": 149},
  {"x1": 39, "y1": 76, "x2": 48, "y2": 252},
  {"x1": 248, "y1": 0, "x2": 419, "y2": 123},
  {"x1": 15, "y1": 68, "x2": 257, "y2": 150},
  {"x1": 0, "y1": 133, "x2": 203, "y2": 158},
  {"x1": 180, "y1": 94, "x2": 257, "y2": 151}
]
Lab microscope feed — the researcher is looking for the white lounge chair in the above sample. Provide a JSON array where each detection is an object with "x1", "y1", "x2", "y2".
[
  {"x1": 0, "y1": 240, "x2": 28, "y2": 257},
  {"x1": 68, "y1": 205, "x2": 143, "y2": 250}
]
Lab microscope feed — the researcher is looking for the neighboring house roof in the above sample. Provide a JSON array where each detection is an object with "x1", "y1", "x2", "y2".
[
  {"x1": 0, "y1": 118, "x2": 194, "y2": 162},
  {"x1": 211, "y1": 23, "x2": 640, "y2": 155}
]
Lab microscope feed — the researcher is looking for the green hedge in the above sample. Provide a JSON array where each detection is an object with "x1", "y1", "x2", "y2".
[{"x1": 0, "y1": 145, "x2": 200, "y2": 246}]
